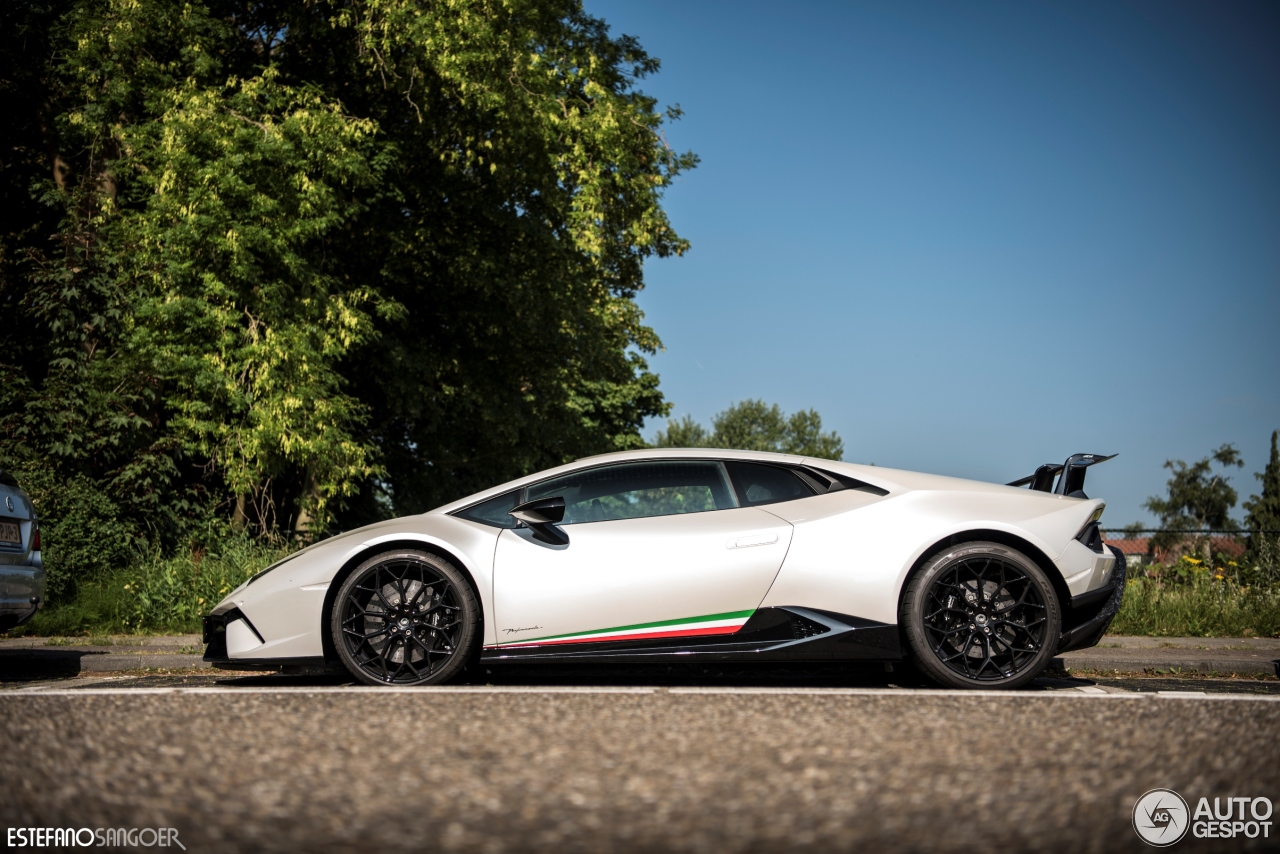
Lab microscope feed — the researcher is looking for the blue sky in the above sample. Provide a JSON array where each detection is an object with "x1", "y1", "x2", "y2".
[{"x1": 586, "y1": 0, "x2": 1280, "y2": 527}]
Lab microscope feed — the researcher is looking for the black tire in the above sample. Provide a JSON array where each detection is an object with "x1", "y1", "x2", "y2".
[
  {"x1": 901, "y1": 541, "x2": 1061, "y2": 690},
  {"x1": 332, "y1": 549, "x2": 479, "y2": 686}
]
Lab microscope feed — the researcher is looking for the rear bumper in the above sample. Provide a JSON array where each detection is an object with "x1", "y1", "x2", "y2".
[
  {"x1": 1058, "y1": 546, "x2": 1127, "y2": 654},
  {"x1": 0, "y1": 565, "x2": 45, "y2": 631}
]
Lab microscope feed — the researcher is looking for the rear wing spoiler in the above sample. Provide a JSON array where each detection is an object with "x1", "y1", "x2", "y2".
[{"x1": 1007, "y1": 453, "x2": 1116, "y2": 499}]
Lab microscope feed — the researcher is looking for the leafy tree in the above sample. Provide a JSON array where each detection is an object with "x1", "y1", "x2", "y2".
[
  {"x1": 1144, "y1": 444, "x2": 1243, "y2": 531},
  {"x1": 652, "y1": 415, "x2": 710, "y2": 449},
  {"x1": 1244, "y1": 430, "x2": 1280, "y2": 535},
  {"x1": 0, "y1": 0, "x2": 694, "y2": 556},
  {"x1": 1144, "y1": 444, "x2": 1242, "y2": 557},
  {"x1": 653, "y1": 400, "x2": 844, "y2": 460}
]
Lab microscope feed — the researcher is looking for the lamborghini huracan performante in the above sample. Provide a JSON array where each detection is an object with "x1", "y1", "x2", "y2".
[{"x1": 203, "y1": 449, "x2": 1125, "y2": 689}]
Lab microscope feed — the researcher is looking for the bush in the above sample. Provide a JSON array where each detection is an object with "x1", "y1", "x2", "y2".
[
  {"x1": 11, "y1": 467, "x2": 137, "y2": 605},
  {"x1": 22, "y1": 536, "x2": 292, "y2": 635},
  {"x1": 1110, "y1": 575, "x2": 1280, "y2": 637}
]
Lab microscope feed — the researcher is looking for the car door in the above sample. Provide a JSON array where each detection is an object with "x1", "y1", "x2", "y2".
[{"x1": 493, "y1": 460, "x2": 793, "y2": 648}]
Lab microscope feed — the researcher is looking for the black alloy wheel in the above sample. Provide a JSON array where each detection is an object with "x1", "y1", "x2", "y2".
[
  {"x1": 901, "y1": 541, "x2": 1061, "y2": 690},
  {"x1": 332, "y1": 549, "x2": 478, "y2": 686}
]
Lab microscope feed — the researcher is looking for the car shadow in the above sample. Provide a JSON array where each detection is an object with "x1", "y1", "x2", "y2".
[
  {"x1": 201, "y1": 660, "x2": 1104, "y2": 691},
  {"x1": 0, "y1": 649, "x2": 100, "y2": 681}
]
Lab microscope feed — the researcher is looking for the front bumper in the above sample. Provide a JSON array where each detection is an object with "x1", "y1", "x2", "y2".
[{"x1": 202, "y1": 609, "x2": 328, "y2": 671}]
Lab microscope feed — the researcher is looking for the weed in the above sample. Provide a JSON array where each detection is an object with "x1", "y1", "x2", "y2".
[
  {"x1": 23, "y1": 536, "x2": 292, "y2": 636},
  {"x1": 1110, "y1": 576, "x2": 1280, "y2": 637}
]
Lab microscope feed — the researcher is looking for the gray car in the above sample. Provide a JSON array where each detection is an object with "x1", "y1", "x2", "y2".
[{"x1": 0, "y1": 467, "x2": 43, "y2": 631}]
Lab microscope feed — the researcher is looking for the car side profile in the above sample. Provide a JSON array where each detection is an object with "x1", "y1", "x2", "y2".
[
  {"x1": 203, "y1": 448, "x2": 1125, "y2": 689},
  {"x1": 0, "y1": 467, "x2": 44, "y2": 633}
]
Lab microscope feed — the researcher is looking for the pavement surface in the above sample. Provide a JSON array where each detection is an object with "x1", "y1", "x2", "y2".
[
  {"x1": 3, "y1": 636, "x2": 1279, "y2": 852},
  {"x1": 2, "y1": 681, "x2": 1279, "y2": 853}
]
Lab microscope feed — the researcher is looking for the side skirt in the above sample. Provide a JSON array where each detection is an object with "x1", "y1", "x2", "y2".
[{"x1": 480, "y1": 607, "x2": 902, "y2": 664}]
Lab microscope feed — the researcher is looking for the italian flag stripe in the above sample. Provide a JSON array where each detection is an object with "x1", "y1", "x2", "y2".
[{"x1": 496, "y1": 609, "x2": 754, "y2": 649}]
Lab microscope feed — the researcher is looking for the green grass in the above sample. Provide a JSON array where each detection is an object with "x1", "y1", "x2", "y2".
[
  {"x1": 14, "y1": 540, "x2": 1280, "y2": 640},
  {"x1": 18, "y1": 537, "x2": 292, "y2": 636},
  {"x1": 1109, "y1": 576, "x2": 1280, "y2": 638}
]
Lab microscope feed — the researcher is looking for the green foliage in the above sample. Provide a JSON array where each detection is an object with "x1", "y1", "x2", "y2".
[
  {"x1": 653, "y1": 415, "x2": 710, "y2": 449},
  {"x1": 1143, "y1": 445, "x2": 1242, "y2": 554},
  {"x1": 1110, "y1": 575, "x2": 1280, "y2": 638},
  {"x1": 1244, "y1": 430, "x2": 1280, "y2": 535},
  {"x1": 653, "y1": 400, "x2": 844, "y2": 460},
  {"x1": 8, "y1": 466, "x2": 135, "y2": 604},
  {"x1": 2, "y1": 0, "x2": 693, "y2": 563},
  {"x1": 22, "y1": 536, "x2": 291, "y2": 635}
]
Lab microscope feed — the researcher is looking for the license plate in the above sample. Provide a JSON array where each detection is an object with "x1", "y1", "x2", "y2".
[{"x1": 0, "y1": 521, "x2": 19, "y2": 546}]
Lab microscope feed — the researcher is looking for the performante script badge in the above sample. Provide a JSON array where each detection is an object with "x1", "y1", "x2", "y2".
[{"x1": 1133, "y1": 788, "x2": 1190, "y2": 847}]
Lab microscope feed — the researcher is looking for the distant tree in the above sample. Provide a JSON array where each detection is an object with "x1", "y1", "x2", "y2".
[
  {"x1": 1122, "y1": 521, "x2": 1146, "y2": 538},
  {"x1": 651, "y1": 415, "x2": 709, "y2": 449},
  {"x1": 652, "y1": 400, "x2": 844, "y2": 460},
  {"x1": 1144, "y1": 444, "x2": 1243, "y2": 532},
  {"x1": 1244, "y1": 430, "x2": 1280, "y2": 535},
  {"x1": 1144, "y1": 444, "x2": 1243, "y2": 558}
]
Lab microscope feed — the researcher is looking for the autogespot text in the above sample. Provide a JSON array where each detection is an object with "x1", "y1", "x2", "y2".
[{"x1": 1191, "y1": 797, "x2": 1273, "y2": 840}]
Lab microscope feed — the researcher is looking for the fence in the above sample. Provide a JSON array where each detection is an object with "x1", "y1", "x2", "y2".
[{"x1": 1100, "y1": 529, "x2": 1280, "y2": 568}]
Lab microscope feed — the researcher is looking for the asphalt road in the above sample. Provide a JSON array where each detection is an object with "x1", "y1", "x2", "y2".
[{"x1": 3, "y1": 671, "x2": 1279, "y2": 853}]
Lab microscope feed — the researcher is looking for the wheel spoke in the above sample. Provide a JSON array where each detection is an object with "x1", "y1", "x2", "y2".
[
  {"x1": 335, "y1": 556, "x2": 470, "y2": 685},
  {"x1": 921, "y1": 555, "x2": 1048, "y2": 683}
]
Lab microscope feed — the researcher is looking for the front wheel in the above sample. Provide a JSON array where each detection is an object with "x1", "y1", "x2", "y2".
[
  {"x1": 901, "y1": 541, "x2": 1061, "y2": 690},
  {"x1": 332, "y1": 549, "x2": 479, "y2": 686}
]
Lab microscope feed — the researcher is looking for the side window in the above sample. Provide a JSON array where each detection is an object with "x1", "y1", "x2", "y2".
[
  {"x1": 723, "y1": 461, "x2": 816, "y2": 507},
  {"x1": 526, "y1": 461, "x2": 738, "y2": 524},
  {"x1": 454, "y1": 490, "x2": 521, "y2": 528}
]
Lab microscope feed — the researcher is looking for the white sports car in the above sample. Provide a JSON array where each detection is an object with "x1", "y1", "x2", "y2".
[{"x1": 203, "y1": 449, "x2": 1125, "y2": 689}]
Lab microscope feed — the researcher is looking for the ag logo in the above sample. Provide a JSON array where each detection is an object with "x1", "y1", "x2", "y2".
[{"x1": 1133, "y1": 788, "x2": 1190, "y2": 846}]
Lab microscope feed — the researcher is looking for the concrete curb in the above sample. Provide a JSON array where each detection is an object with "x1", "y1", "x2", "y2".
[
  {"x1": 0, "y1": 650, "x2": 211, "y2": 675},
  {"x1": 1057, "y1": 650, "x2": 1279, "y2": 677}
]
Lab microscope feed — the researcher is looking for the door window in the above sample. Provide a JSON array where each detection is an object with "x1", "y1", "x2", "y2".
[
  {"x1": 723, "y1": 461, "x2": 816, "y2": 507},
  {"x1": 526, "y1": 461, "x2": 738, "y2": 524}
]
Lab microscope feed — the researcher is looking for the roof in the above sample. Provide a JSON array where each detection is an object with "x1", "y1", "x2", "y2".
[
  {"x1": 428, "y1": 447, "x2": 1085, "y2": 515},
  {"x1": 1106, "y1": 537, "x2": 1150, "y2": 555}
]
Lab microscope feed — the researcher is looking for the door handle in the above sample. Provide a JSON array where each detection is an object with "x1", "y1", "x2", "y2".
[{"x1": 726, "y1": 532, "x2": 779, "y2": 549}]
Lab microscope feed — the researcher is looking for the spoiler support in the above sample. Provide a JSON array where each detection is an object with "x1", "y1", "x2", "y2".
[{"x1": 1007, "y1": 453, "x2": 1116, "y2": 499}]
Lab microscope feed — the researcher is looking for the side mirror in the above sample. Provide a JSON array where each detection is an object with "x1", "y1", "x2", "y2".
[{"x1": 509, "y1": 496, "x2": 569, "y2": 546}]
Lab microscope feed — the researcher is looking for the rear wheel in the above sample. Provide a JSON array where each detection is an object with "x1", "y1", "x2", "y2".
[
  {"x1": 332, "y1": 549, "x2": 478, "y2": 686},
  {"x1": 901, "y1": 541, "x2": 1061, "y2": 690}
]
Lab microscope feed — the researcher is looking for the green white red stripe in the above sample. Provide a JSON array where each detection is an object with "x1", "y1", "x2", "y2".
[{"x1": 496, "y1": 609, "x2": 754, "y2": 648}]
